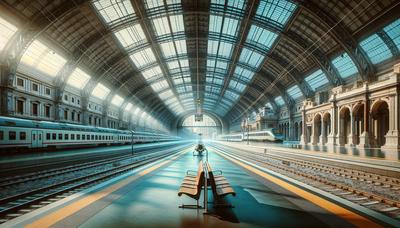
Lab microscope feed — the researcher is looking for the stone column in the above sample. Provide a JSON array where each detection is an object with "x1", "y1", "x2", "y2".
[
  {"x1": 300, "y1": 108, "x2": 308, "y2": 145},
  {"x1": 347, "y1": 110, "x2": 354, "y2": 146},
  {"x1": 382, "y1": 93, "x2": 400, "y2": 160},
  {"x1": 359, "y1": 99, "x2": 370, "y2": 147},
  {"x1": 327, "y1": 105, "x2": 337, "y2": 146},
  {"x1": 321, "y1": 118, "x2": 326, "y2": 145}
]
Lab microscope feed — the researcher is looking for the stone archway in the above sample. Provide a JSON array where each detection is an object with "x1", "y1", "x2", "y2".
[
  {"x1": 322, "y1": 113, "x2": 331, "y2": 145},
  {"x1": 312, "y1": 114, "x2": 322, "y2": 145},
  {"x1": 294, "y1": 122, "x2": 299, "y2": 141},
  {"x1": 339, "y1": 107, "x2": 351, "y2": 146},
  {"x1": 371, "y1": 101, "x2": 389, "y2": 147},
  {"x1": 353, "y1": 104, "x2": 364, "y2": 145}
]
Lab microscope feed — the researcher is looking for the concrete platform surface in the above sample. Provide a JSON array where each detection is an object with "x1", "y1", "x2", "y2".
[{"x1": 5, "y1": 148, "x2": 378, "y2": 228}]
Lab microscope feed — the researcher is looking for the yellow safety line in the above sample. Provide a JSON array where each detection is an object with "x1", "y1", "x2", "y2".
[
  {"x1": 26, "y1": 150, "x2": 187, "y2": 228},
  {"x1": 214, "y1": 150, "x2": 383, "y2": 228}
]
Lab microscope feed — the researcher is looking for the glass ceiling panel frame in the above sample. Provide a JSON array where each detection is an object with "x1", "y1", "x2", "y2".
[
  {"x1": 19, "y1": 39, "x2": 67, "y2": 79},
  {"x1": 92, "y1": 0, "x2": 137, "y2": 27},
  {"x1": 206, "y1": 1, "x2": 246, "y2": 112},
  {"x1": 217, "y1": 0, "x2": 297, "y2": 116},
  {"x1": 145, "y1": 2, "x2": 191, "y2": 114},
  {"x1": 0, "y1": 16, "x2": 17, "y2": 52}
]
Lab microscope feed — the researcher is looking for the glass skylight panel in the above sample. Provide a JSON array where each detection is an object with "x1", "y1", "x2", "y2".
[
  {"x1": 331, "y1": 53, "x2": 358, "y2": 79},
  {"x1": 20, "y1": 40, "x2": 67, "y2": 78},
  {"x1": 129, "y1": 48, "x2": 156, "y2": 69},
  {"x1": 151, "y1": 80, "x2": 168, "y2": 92},
  {"x1": 114, "y1": 24, "x2": 146, "y2": 48},
  {"x1": 169, "y1": 15, "x2": 185, "y2": 34},
  {"x1": 92, "y1": 83, "x2": 111, "y2": 100},
  {"x1": 142, "y1": 66, "x2": 162, "y2": 81},
  {"x1": 224, "y1": 90, "x2": 239, "y2": 101},
  {"x1": 124, "y1": 102, "x2": 133, "y2": 111},
  {"x1": 0, "y1": 16, "x2": 17, "y2": 51},
  {"x1": 207, "y1": 40, "x2": 219, "y2": 56},
  {"x1": 221, "y1": 17, "x2": 240, "y2": 37},
  {"x1": 256, "y1": 0, "x2": 296, "y2": 28},
  {"x1": 383, "y1": 19, "x2": 400, "y2": 50},
  {"x1": 229, "y1": 79, "x2": 246, "y2": 93},
  {"x1": 159, "y1": 89, "x2": 174, "y2": 99},
  {"x1": 239, "y1": 48, "x2": 265, "y2": 69},
  {"x1": 160, "y1": 42, "x2": 176, "y2": 58},
  {"x1": 167, "y1": 61, "x2": 180, "y2": 71},
  {"x1": 133, "y1": 107, "x2": 141, "y2": 115},
  {"x1": 209, "y1": 15, "x2": 223, "y2": 34},
  {"x1": 152, "y1": 17, "x2": 171, "y2": 36},
  {"x1": 145, "y1": 0, "x2": 165, "y2": 9},
  {"x1": 234, "y1": 66, "x2": 255, "y2": 82},
  {"x1": 67, "y1": 68, "x2": 91, "y2": 89},
  {"x1": 246, "y1": 25, "x2": 278, "y2": 50},
  {"x1": 287, "y1": 85, "x2": 302, "y2": 100},
  {"x1": 93, "y1": 0, "x2": 135, "y2": 26},
  {"x1": 173, "y1": 77, "x2": 184, "y2": 85},
  {"x1": 274, "y1": 96, "x2": 285, "y2": 106},
  {"x1": 359, "y1": 34, "x2": 392, "y2": 64},
  {"x1": 305, "y1": 69, "x2": 329, "y2": 91},
  {"x1": 111, "y1": 94, "x2": 124, "y2": 106},
  {"x1": 175, "y1": 40, "x2": 187, "y2": 55},
  {"x1": 218, "y1": 41, "x2": 234, "y2": 58}
]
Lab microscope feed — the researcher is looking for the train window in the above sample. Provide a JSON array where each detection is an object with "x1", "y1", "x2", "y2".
[
  {"x1": 46, "y1": 133, "x2": 51, "y2": 140},
  {"x1": 82, "y1": 135, "x2": 85, "y2": 140},
  {"x1": 39, "y1": 134, "x2": 42, "y2": 140},
  {"x1": 65, "y1": 134, "x2": 69, "y2": 140},
  {"x1": 77, "y1": 134, "x2": 81, "y2": 140},
  {"x1": 58, "y1": 133, "x2": 62, "y2": 140},
  {"x1": 52, "y1": 133, "x2": 56, "y2": 140},
  {"x1": 9, "y1": 131, "x2": 16, "y2": 140},
  {"x1": 71, "y1": 134, "x2": 75, "y2": 140},
  {"x1": 20, "y1": 132, "x2": 26, "y2": 140},
  {"x1": 91, "y1": 135, "x2": 94, "y2": 140},
  {"x1": 0, "y1": 131, "x2": 3, "y2": 140}
]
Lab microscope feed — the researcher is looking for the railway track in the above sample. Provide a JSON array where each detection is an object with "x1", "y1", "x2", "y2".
[
  {"x1": 210, "y1": 144, "x2": 400, "y2": 221},
  {"x1": 0, "y1": 142, "x2": 182, "y2": 177},
  {"x1": 0, "y1": 144, "x2": 191, "y2": 223}
]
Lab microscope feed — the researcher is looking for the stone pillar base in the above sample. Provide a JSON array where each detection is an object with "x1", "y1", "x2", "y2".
[
  {"x1": 346, "y1": 134, "x2": 354, "y2": 147},
  {"x1": 357, "y1": 132, "x2": 370, "y2": 148},
  {"x1": 338, "y1": 135, "x2": 346, "y2": 146},
  {"x1": 382, "y1": 130, "x2": 400, "y2": 160},
  {"x1": 326, "y1": 134, "x2": 336, "y2": 146},
  {"x1": 300, "y1": 134, "x2": 308, "y2": 145}
]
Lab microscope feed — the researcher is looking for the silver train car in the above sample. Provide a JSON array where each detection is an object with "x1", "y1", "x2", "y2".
[
  {"x1": 218, "y1": 129, "x2": 284, "y2": 142},
  {"x1": 0, "y1": 116, "x2": 179, "y2": 149}
]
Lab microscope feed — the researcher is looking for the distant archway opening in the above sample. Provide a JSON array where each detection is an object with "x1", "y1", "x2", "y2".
[{"x1": 180, "y1": 114, "x2": 218, "y2": 139}]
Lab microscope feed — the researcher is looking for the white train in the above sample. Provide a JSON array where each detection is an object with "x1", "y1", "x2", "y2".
[
  {"x1": 0, "y1": 116, "x2": 179, "y2": 149},
  {"x1": 218, "y1": 129, "x2": 284, "y2": 142}
]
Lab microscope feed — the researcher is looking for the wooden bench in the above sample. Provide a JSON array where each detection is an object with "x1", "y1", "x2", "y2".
[
  {"x1": 205, "y1": 161, "x2": 236, "y2": 207},
  {"x1": 178, "y1": 161, "x2": 204, "y2": 209}
]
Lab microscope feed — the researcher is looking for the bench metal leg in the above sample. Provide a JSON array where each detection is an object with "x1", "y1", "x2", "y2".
[{"x1": 179, "y1": 200, "x2": 204, "y2": 209}]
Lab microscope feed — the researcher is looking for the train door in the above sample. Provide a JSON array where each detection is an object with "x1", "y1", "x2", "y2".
[{"x1": 31, "y1": 130, "x2": 43, "y2": 148}]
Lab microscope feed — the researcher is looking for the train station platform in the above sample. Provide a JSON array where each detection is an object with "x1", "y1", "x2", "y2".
[
  {"x1": 214, "y1": 141, "x2": 400, "y2": 174},
  {"x1": 4, "y1": 146, "x2": 384, "y2": 227}
]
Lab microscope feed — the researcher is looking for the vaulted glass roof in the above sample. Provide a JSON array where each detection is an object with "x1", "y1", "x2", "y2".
[
  {"x1": 0, "y1": 16, "x2": 17, "y2": 51},
  {"x1": 5, "y1": 0, "x2": 398, "y2": 129},
  {"x1": 67, "y1": 68, "x2": 91, "y2": 89},
  {"x1": 304, "y1": 69, "x2": 329, "y2": 91},
  {"x1": 331, "y1": 53, "x2": 358, "y2": 79},
  {"x1": 19, "y1": 40, "x2": 67, "y2": 79},
  {"x1": 92, "y1": 83, "x2": 111, "y2": 100}
]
